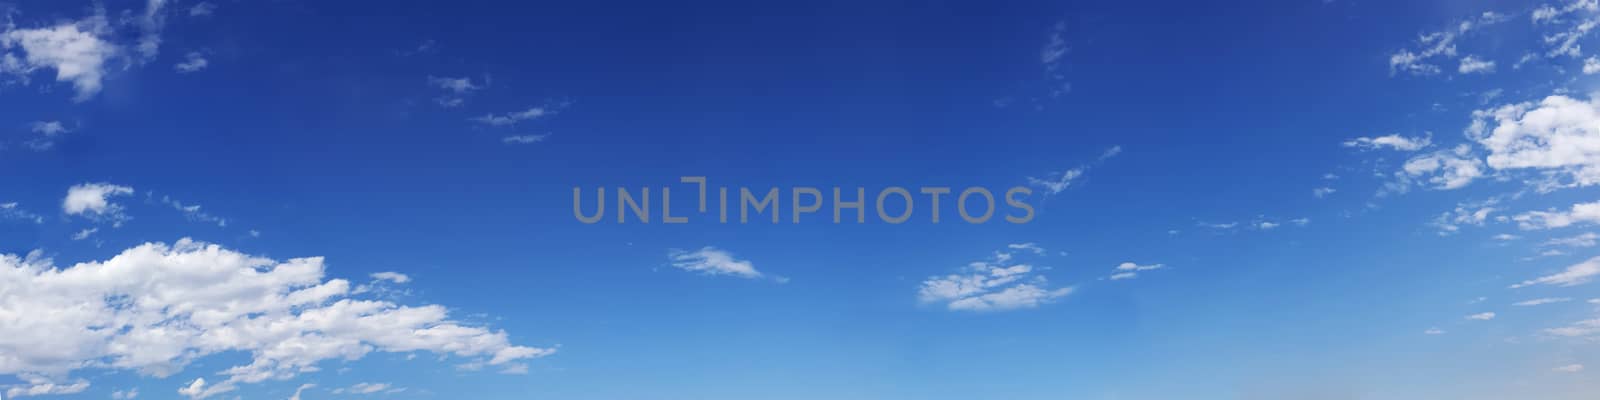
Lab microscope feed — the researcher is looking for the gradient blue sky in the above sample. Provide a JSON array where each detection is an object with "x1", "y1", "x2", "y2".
[{"x1": 3, "y1": 0, "x2": 1600, "y2": 399}]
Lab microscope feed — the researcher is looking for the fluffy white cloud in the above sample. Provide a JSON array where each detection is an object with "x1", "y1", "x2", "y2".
[
  {"x1": 0, "y1": 15, "x2": 119, "y2": 101},
  {"x1": 667, "y1": 247, "x2": 763, "y2": 279},
  {"x1": 919, "y1": 249, "x2": 1072, "y2": 312},
  {"x1": 62, "y1": 183, "x2": 134, "y2": 225},
  {"x1": 1312, "y1": 187, "x2": 1336, "y2": 198},
  {"x1": 1458, "y1": 55, "x2": 1496, "y2": 74},
  {"x1": 1466, "y1": 312, "x2": 1496, "y2": 320},
  {"x1": 1468, "y1": 95, "x2": 1600, "y2": 187},
  {"x1": 1344, "y1": 134, "x2": 1431, "y2": 151},
  {"x1": 1510, "y1": 256, "x2": 1600, "y2": 288},
  {"x1": 1399, "y1": 145, "x2": 1485, "y2": 190},
  {"x1": 0, "y1": 239, "x2": 552, "y2": 398},
  {"x1": 1587, "y1": 56, "x2": 1600, "y2": 74},
  {"x1": 1514, "y1": 200, "x2": 1600, "y2": 230}
]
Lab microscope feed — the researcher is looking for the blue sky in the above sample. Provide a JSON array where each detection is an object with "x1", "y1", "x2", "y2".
[{"x1": 3, "y1": 0, "x2": 1600, "y2": 399}]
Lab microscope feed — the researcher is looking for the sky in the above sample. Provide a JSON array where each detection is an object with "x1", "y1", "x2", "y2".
[{"x1": 3, "y1": 0, "x2": 1600, "y2": 399}]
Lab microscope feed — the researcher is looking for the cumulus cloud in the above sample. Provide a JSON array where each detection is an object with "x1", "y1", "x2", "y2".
[
  {"x1": 0, "y1": 14, "x2": 119, "y2": 101},
  {"x1": 667, "y1": 247, "x2": 764, "y2": 279},
  {"x1": 1343, "y1": 133, "x2": 1431, "y2": 151},
  {"x1": 1514, "y1": 200, "x2": 1600, "y2": 230},
  {"x1": 1468, "y1": 95, "x2": 1600, "y2": 188},
  {"x1": 1510, "y1": 256, "x2": 1600, "y2": 288},
  {"x1": 1399, "y1": 145, "x2": 1485, "y2": 190},
  {"x1": 0, "y1": 239, "x2": 552, "y2": 399},
  {"x1": 918, "y1": 248, "x2": 1072, "y2": 312},
  {"x1": 62, "y1": 183, "x2": 134, "y2": 225}
]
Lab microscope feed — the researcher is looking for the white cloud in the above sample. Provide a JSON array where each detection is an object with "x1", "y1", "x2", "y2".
[
  {"x1": 70, "y1": 227, "x2": 97, "y2": 241},
  {"x1": 370, "y1": 271, "x2": 410, "y2": 284},
  {"x1": 1424, "y1": 327, "x2": 1446, "y2": 335},
  {"x1": 332, "y1": 382, "x2": 398, "y2": 395},
  {"x1": 1458, "y1": 55, "x2": 1496, "y2": 74},
  {"x1": 1554, "y1": 364, "x2": 1585, "y2": 373},
  {"x1": 112, "y1": 387, "x2": 139, "y2": 399},
  {"x1": 1514, "y1": 200, "x2": 1600, "y2": 230},
  {"x1": 502, "y1": 134, "x2": 549, "y2": 145},
  {"x1": 1587, "y1": 56, "x2": 1600, "y2": 74},
  {"x1": 427, "y1": 76, "x2": 482, "y2": 94},
  {"x1": 1388, "y1": 12, "x2": 1504, "y2": 75},
  {"x1": 62, "y1": 183, "x2": 134, "y2": 226},
  {"x1": 5, "y1": 374, "x2": 89, "y2": 397},
  {"x1": 1400, "y1": 145, "x2": 1484, "y2": 190},
  {"x1": 1312, "y1": 187, "x2": 1336, "y2": 198},
  {"x1": 1006, "y1": 242, "x2": 1045, "y2": 255},
  {"x1": 174, "y1": 52, "x2": 207, "y2": 73},
  {"x1": 1543, "y1": 232, "x2": 1599, "y2": 247},
  {"x1": 1515, "y1": 297, "x2": 1573, "y2": 306},
  {"x1": 472, "y1": 106, "x2": 553, "y2": 126},
  {"x1": 31, "y1": 121, "x2": 67, "y2": 136},
  {"x1": 189, "y1": 2, "x2": 216, "y2": 17},
  {"x1": 1466, "y1": 312, "x2": 1497, "y2": 320},
  {"x1": 0, "y1": 15, "x2": 119, "y2": 101},
  {"x1": 919, "y1": 249, "x2": 1072, "y2": 311},
  {"x1": 1494, "y1": 233, "x2": 1521, "y2": 240},
  {"x1": 135, "y1": 0, "x2": 169, "y2": 62},
  {"x1": 667, "y1": 247, "x2": 764, "y2": 279},
  {"x1": 1344, "y1": 133, "x2": 1431, "y2": 151},
  {"x1": 0, "y1": 239, "x2": 552, "y2": 399},
  {"x1": 1027, "y1": 145, "x2": 1120, "y2": 195},
  {"x1": 1510, "y1": 256, "x2": 1600, "y2": 288},
  {"x1": 288, "y1": 383, "x2": 314, "y2": 400},
  {"x1": 1, "y1": 202, "x2": 45, "y2": 224},
  {"x1": 1548, "y1": 318, "x2": 1600, "y2": 337},
  {"x1": 1468, "y1": 95, "x2": 1600, "y2": 187},
  {"x1": 1108, "y1": 262, "x2": 1165, "y2": 281}
]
